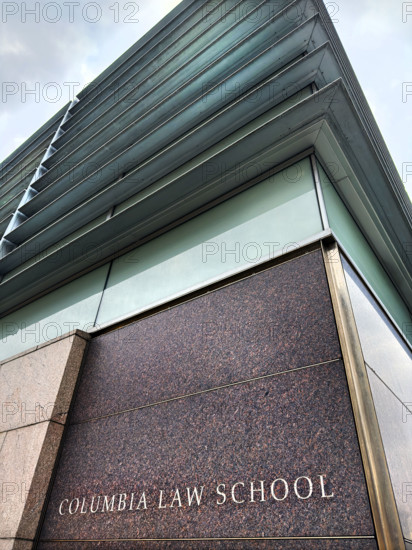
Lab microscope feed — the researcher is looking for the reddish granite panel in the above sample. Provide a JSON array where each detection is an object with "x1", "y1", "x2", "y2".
[
  {"x1": 71, "y1": 250, "x2": 341, "y2": 423},
  {"x1": 40, "y1": 361, "x2": 373, "y2": 542},
  {"x1": 37, "y1": 539, "x2": 378, "y2": 549}
]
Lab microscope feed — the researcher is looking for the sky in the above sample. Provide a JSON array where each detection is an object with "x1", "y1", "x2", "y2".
[{"x1": 0, "y1": 0, "x2": 411, "y2": 198}]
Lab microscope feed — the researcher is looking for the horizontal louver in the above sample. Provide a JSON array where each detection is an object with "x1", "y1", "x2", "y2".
[{"x1": 0, "y1": 0, "x2": 410, "y2": 320}]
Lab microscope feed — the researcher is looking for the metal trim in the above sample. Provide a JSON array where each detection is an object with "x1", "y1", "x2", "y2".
[
  {"x1": 310, "y1": 153, "x2": 329, "y2": 230},
  {"x1": 321, "y1": 239, "x2": 405, "y2": 550},
  {"x1": 41, "y1": 537, "x2": 376, "y2": 543}
]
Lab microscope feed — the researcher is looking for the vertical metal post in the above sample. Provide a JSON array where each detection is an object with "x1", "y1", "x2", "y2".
[{"x1": 322, "y1": 240, "x2": 405, "y2": 550}]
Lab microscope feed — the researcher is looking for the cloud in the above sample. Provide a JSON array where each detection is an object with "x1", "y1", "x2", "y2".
[
  {"x1": 0, "y1": 0, "x2": 410, "y2": 198},
  {"x1": 0, "y1": 0, "x2": 186, "y2": 162},
  {"x1": 327, "y1": 0, "x2": 412, "y2": 193}
]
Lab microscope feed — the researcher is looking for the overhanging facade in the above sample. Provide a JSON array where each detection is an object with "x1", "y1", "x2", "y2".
[{"x1": 0, "y1": 1, "x2": 411, "y2": 548}]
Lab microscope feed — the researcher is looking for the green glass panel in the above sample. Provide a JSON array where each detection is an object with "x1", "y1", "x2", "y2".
[
  {"x1": 97, "y1": 157, "x2": 322, "y2": 326},
  {"x1": 318, "y1": 163, "x2": 411, "y2": 343},
  {"x1": 0, "y1": 265, "x2": 109, "y2": 361}
]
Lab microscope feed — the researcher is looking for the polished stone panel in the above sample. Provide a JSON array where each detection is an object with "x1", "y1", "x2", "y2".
[
  {"x1": 40, "y1": 361, "x2": 373, "y2": 542},
  {"x1": 0, "y1": 332, "x2": 90, "y2": 549},
  {"x1": 0, "y1": 332, "x2": 89, "y2": 431},
  {"x1": 0, "y1": 541, "x2": 34, "y2": 550},
  {"x1": 71, "y1": 250, "x2": 341, "y2": 424},
  {"x1": 0, "y1": 421, "x2": 63, "y2": 540}
]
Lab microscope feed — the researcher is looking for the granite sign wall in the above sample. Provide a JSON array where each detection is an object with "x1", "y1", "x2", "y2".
[{"x1": 37, "y1": 250, "x2": 377, "y2": 548}]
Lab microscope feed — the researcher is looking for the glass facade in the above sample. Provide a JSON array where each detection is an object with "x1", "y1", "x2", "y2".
[
  {"x1": 0, "y1": 266, "x2": 109, "y2": 362},
  {"x1": 0, "y1": 156, "x2": 323, "y2": 359},
  {"x1": 318, "y1": 162, "x2": 412, "y2": 344},
  {"x1": 343, "y1": 258, "x2": 412, "y2": 541},
  {"x1": 96, "y1": 157, "x2": 322, "y2": 325}
]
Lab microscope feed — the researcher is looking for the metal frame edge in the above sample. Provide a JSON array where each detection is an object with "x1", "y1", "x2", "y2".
[{"x1": 321, "y1": 239, "x2": 405, "y2": 549}]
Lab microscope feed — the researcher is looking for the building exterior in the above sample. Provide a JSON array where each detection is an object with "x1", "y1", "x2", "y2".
[{"x1": 0, "y1": 0, "x2": 411, "y2": 548}]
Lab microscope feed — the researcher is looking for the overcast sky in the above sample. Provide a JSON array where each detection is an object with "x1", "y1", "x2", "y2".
[{"x1": 0, "y1": 0, "x2": 411, "y2": 198}]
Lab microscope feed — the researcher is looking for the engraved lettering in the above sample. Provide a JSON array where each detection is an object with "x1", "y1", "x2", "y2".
[
  {"x1": 170, "y1": 488, "x2": 182, "y2": 508},
  {"x1": 102, "y1": 495, "x2": 115, "y2": 512},
  {"x1": 80, "y1": 497, "x2": 88, "y2": 514},
  {"x1": 231, "y1": 482, "x2": 245, "y2": 504},
  {"x1": 58, "y1": 499, "x2": 68, "y2": 515},
  {"x1": 319, "y1": 475, "x2": 334, "y2": 498},
  {"x1": 294, "y1": 476, "x2": 313, "y2": 500},
  {"x1": 216, "y1": 483, "x2": 226, "y2": 505},
  {"x1": 158, "y1": 490, "x2": 167, "y2": 509},
  {"x1": 118, "y1": 493, "x2": 127, "y2": 511},
  {"x1": 68, "y1": 498, "x2": 79, "y2": 515},
  {"x1": 137, "y1": 492, "x2": 147, "y2": 510},
  {"x1": 250, "y1": 480, "x2": 266, "y2": 502},
  {"x1": 187, "y1": 486, "x2": 204, "y2": 506},
  {"x1": 90, "y1": 496, "x2": 100, "y2": 513},
  {"x1": 270, "y1": 478, "x2": 289, "y2": 501},
  {"x1": 56, "y1": 471, "x2": 335, "y2": 516}
]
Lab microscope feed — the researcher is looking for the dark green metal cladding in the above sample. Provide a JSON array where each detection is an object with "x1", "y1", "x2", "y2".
[{"x1": 0, "y1": 0, "x2": 410, "y2": 324}]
